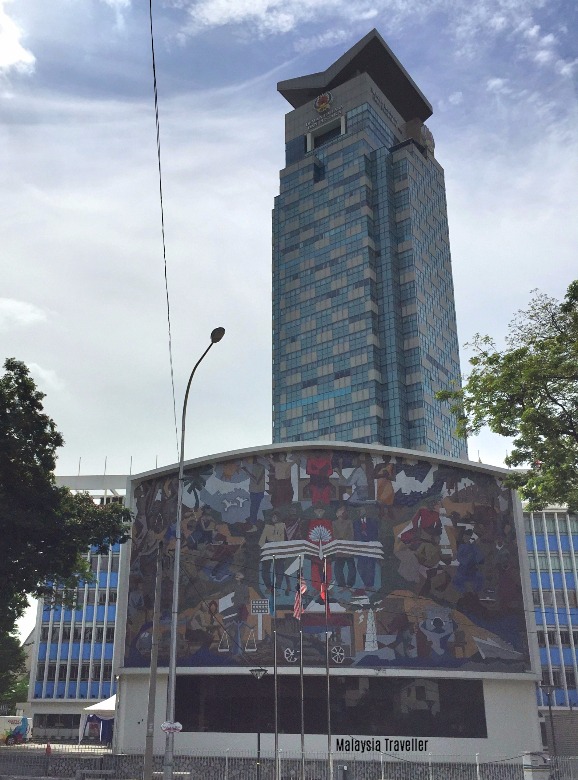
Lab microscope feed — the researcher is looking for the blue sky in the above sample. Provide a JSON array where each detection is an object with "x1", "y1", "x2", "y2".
[{"x1": 2, "y1": 0, "x2": 577, "y2": 483}]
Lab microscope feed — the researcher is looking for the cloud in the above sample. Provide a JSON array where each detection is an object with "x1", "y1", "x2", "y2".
[
  {"x1": 556, "y1": 58, "x2": 578, "y2": 77},
  {"x1": 486, "y1": 77, "x2": 510, "y2": 94},
  {"x1": 0, "y1": 0, "x2": 35, "y2": 73},
  {"x1": 28, "y1": 363, "x2": 67, "y2": 394},
  {"x1": 294, "y1": 29, "x2": 350, "y2": 54},
  {"x1": 448, "y1": 91, "x2": 463, "y2": 105},
  {"x1": 99, "y1": 0, "x2": 131, "y2": 30},
  {"x1": 0, "y1": 298, "x2": 48, "y2": 331}
]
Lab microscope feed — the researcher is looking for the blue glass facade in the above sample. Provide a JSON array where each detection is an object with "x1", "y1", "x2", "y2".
[
  {"x1": 272, "y1": 42, "x2": 466, "y2": 459},
  {"x1": 525, "y1": 510, "x2": 578, "y2": 708}
]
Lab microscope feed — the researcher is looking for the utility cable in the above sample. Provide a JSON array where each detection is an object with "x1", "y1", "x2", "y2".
[{"x1": 148, "y1": 0, "x2": 179, "y2": 461}]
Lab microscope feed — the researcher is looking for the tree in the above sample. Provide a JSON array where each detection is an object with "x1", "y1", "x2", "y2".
[
  {"x1": 0, "y1": 358, "x2": 132, "y2": 636},
  {"x1": 437, "y1": 281, "x2": 578, "y2": 510},
  {"x1": 0, "y1": 631, "x2": 25, "y2": 705}
]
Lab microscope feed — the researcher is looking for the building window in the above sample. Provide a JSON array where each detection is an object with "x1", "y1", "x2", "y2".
[
  {"x1": 537, "y1": 631, "x2": 546, "y2": 647},
  {"x1": 561, "y1": 590, "x2": 578, "y2": 607},
  {"x1": 566, "y1": 669, "x2": 576, "y2": 689},
  {"x1": 106, "y1": 627, "x2": 115, "y2": 643},
  {"x1": 36, "y1": 664, "x2": 45, "y2": 681}
]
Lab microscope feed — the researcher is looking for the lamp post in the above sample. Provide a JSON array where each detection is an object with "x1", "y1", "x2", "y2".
[
  {"x1": 540, "y1": 683, "x2": 558, "y2": 757},
  {"x1": 162, "y1": 327, "x2": 225, "y2": 780},
  {"x1": 250, "y1": 668, "x2": 268, "y2": 780}
]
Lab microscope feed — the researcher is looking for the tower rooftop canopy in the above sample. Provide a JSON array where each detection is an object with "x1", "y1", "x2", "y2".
[{"x1": 277, "y1": 29, "x2": 433, "y2": 122}]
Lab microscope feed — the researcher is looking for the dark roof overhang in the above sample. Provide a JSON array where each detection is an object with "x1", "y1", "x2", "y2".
[{"x1": 277, "y1": 29, "x2": 432, "y2": 122}]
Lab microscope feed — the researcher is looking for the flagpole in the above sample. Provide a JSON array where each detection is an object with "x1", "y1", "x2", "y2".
[
  {"x1": 324, "y1": 555, "x2": 332, "y2": 780},
  {"x1": 299, "y1": 555, "x2": 305, "y2": 780},
  {"x1": 273, "y1": 555, "x2": 279, "y2": 780}
]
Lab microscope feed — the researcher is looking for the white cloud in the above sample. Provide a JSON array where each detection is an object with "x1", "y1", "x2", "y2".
[
  {"x1": 99, "y1": 0, "x2": 131, "y2": 31},
  {"x1": 486, "y1": 77, "x2": 509, "y2": 94},
  {"x1": 0, "y1": 0, "x2": 35, "y2": 73},
  {"x1": 294, "y1": 28, "x2": 350, "y2": 54},
  {"x1": 448, "y1": 90, "x2": 463, "y2": 105},
  {"x1": 28, "y1": 363, "x2": 67, "y2": 394},
  {"x1": 556, "y1": 58, "x2": 578, "y2": 77},
  {"x1": 534, "y1": 49, "x2": 553, "y2": 65},
  {"x1": 0, "y1": 298, "x2": 48, "y2": 330}
]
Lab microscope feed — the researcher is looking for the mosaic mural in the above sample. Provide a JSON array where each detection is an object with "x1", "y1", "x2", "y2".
[{"x1": 124, "y1": 447, "x2": 530, "y2": 672}]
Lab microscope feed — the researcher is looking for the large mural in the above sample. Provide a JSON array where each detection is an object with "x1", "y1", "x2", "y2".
[{"x1": 124, "y1": 446, "x2": 530, "y2": 672}]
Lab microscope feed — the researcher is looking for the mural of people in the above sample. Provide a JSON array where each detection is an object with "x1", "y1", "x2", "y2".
[
  {"x1": 241, "y1": 456, "x2": 267, "y2": 526},
  {"x1": 259, "y1": 512, "x2": 286, "y2": 592},
  {"x1": 333, "y1": 505, "x2": 356, "y2": 589},
  {"x1": 124, "y1": 445, "x2": 530, "y2": 674},
  {"x1": 454, "y1": 529, "x2": 485, "y2": 593},
  {"x1": 305, "y1": 451, "x2": 334, "y2": 504},
  {"x1": 353, "y1": 507, "x2": 379, "y2": 591},
  {"x1": 268, "y1": 452, "x2": 294, "y2": 508}
]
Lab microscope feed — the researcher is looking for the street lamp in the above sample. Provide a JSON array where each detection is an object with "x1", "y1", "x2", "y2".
[
  {"x1": 163, "y1": 327, "x2": 225, "y2": 780},
  {"x1": 250, "y1": 668, "x2": 268, "y2": 780},
  {"x1": 540, "y1": 683, "x2": 558, "y2": 757}
]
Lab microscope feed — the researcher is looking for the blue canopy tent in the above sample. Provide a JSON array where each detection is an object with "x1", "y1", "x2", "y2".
[{"x1": 78, "y1": 695, "x2": 116, "y2": 744}]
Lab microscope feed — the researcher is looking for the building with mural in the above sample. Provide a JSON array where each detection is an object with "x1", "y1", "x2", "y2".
[
  {"x1": 114, "y1": 443, "x2": 541, "y2": 758},
  {"x1": 26, "y1": 475, "x2": 126, "y2": 742},
  {"x1": 272, "y1": 30, "x2": 466, "y2": 459}
]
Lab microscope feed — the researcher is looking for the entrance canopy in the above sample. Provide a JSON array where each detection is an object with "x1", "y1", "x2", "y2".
[{"x1": 78, "y1": 695, "x2": 116, "y2": 743}]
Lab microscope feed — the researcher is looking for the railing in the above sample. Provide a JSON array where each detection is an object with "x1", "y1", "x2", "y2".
[{"x1": 0, "y1": 746, "x2": 532, "y2": 780}]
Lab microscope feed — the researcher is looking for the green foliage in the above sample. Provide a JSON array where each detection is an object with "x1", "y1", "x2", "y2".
[
  {"x1": 0, "y1": 631, "x2": 26, "y2": 704},
  {"x1": 437, "y1": 281, "x2": 578, "y2": 510},
  {"x1": 0, "y1": 358, "x2": 132, "y2": 636},
  {"x1": 2, "y1": 676, "x2": 30, "y2": 711}
]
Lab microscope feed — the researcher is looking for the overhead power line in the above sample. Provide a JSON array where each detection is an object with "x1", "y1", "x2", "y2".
[{"x1": 148, "y1": 0, "x2": 179, "y2": 462}]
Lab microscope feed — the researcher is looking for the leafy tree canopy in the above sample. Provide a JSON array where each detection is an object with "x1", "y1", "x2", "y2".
[
  {"x1": 438, "y1": 281, "x2": 578, "y2": 510},
  {"x1": 0, "y1": 630, "x2": 25, "y2": 704},
  {"x1": 0, "y1": 358, "x2": 132, "y2": 635}
]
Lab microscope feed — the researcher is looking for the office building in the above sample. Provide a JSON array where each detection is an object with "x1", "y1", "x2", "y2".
[
  {"x1": 525, "y1": 507, "x2": 578, "y2": 754},
  {"x1": 27, "y1": 475, "x2": 126, "y2": 742},
  {"x1": 272, "y1": 29, "x2": 466, "y2": 459}
]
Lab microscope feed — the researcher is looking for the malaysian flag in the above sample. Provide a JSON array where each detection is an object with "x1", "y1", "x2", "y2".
[{"x1": 293, "y1": 575, "x2": 307, "y2": 619}]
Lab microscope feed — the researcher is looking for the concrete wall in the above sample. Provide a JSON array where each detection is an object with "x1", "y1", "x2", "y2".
[{"x1": 115, "y1": 672, "x2": 541, "y2": 760}]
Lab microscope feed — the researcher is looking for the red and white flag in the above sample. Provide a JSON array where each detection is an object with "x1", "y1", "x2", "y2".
[{"x1": 293, "y1": 575, "x2": 307, "y2": 619}]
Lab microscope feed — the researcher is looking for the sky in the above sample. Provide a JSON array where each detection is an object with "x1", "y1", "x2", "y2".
[{"x1": 2, "y1": 0, "x2": 577, "y2": 637}]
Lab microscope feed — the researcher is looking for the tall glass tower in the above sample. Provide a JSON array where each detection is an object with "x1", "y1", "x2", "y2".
[{"x1": 272, "y1": 30, "x2": 467, "y2": 459}]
